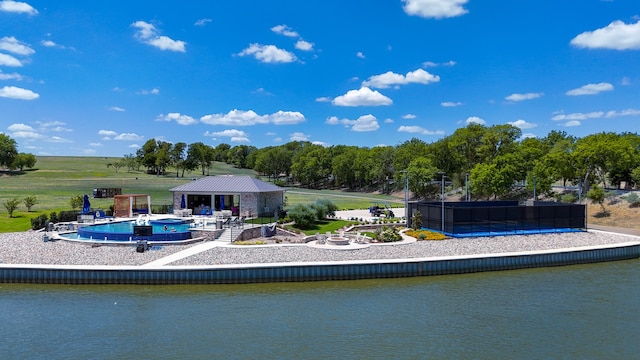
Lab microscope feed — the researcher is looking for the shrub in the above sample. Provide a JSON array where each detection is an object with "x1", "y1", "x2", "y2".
[
  {"x1": 312, "y1": 199, "x2": 338, "y2": 219},
  {"x1": 49, "y1": 211, "x2": 59, "y2": 223},
  {"x1": 3, "y1": 197, "x2": 20, "y2": 218},
  {"x1": 622, "y1": 192, "x2": 640, "y2": 205},
  {"x1": 376, "y1": 226, "x2": 402, "y2": 242},
  {"x1": 31, "y1": 214, "x2": 48, "y2": 230},
  {"x1": 411, "y1": 210, "x2": 422, "y2": 230},
  {"x1": 287, "y1": 204, "x2": 317, "y2": 229},
  {"x1": 405, "y1": 229, "x2": 447, "y2": 241},
  {"x1": 58, "y1": 210, "x2": 80, "y2": 222},
  {"x1": 23, "y1": 195, "x2": 38, "y2": 212},
  {"x1": 69, "y1": 195, "x2": 83, "y2": 210},
  {"x1": 560, "y1": 193, "x2": 578, "y2": 204}
]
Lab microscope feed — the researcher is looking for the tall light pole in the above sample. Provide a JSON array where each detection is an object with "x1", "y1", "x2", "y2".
[
  {"x1": 440, "y1": 172, "x2": 445, "y2": 233},
  {"x1": 465, "y1": 173, "x2": 470, "y2": 202},
  {"x1": 400, "y1": 170, "x2": 408, "y2": 226}
]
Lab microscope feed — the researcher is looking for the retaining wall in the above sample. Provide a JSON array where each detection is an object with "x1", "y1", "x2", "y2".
[{"x1": 1, "y1": 242, "x2": 638, "y2": 284}]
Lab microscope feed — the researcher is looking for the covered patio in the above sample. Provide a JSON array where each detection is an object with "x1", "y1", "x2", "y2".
[{"x1": 169, "y1": 175, "x2": 285, "y2": 218}]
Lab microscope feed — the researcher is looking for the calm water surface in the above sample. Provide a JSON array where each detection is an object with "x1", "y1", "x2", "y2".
[{"x1": 1, "y1": 260, "x2": 639, "y2": 359}]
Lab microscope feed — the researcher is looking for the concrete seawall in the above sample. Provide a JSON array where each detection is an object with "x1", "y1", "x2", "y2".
[{"x1": 1, "y1": 241, "x2": 638, "y2": 284}]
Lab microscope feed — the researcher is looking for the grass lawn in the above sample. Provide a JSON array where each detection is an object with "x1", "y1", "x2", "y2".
[
  {"x1": 286, "y1": 219, "x2": 356, "y2": 236},
  {"x1": 0, "y1": 156, "x2": 402, "y2": 233}
]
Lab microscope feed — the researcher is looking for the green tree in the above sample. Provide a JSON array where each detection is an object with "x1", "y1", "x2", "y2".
[
  {"x1": 407, "y1": 157, "x2": 439, "y2": 200},
  {"x1": 107, "y1": 159, "x2": 125, "y2": 173},
  {"x1": 4, "y1": 197, "x2": 20, "y2": 217},
  {"x1": 0, "y1": 133, "x2": 18, "y2": 169},
  {"x1": 69, "y1": 195, "x2": 83, "y2": 210},
  {"x1": 23, "y1": 195, "x2": 37, "y2": 212},
  {"x1": 170, "y1": 142, "x2": 187, "y2": 177},
  {"x1": 11, "y1": 153, "x2": 37, "y2": 170}
]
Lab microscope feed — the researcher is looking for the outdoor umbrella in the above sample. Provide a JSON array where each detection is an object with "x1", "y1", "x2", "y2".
[
  {"x1": 220, "y1": 195, "x2": 224, "y2": 210},
  {"x1": 180, "y1": 194, "x2": 186, "y2": 209},
  {"x1": 82, "y1": 194, "x2": 91, "y2": 214}
]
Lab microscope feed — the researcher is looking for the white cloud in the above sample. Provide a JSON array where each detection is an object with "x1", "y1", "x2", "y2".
[
  {"x1": 108, "y1": 106, "x2": 125, "y2": 112},
  {"x1": 325, "y1": 114, "x2": 380, "y2": 132},
  {"x1": 521, "y1": 133, "x2": 537, "y2": 139},
  {"x1": 205, "y1": 129, "x2": 250, "y2": 142},
  {"x1": 273, "y1": 137, "x2": 282, "y2": 143},
  {"x1": 0, "y1": 85, "x2": 38, "y2": 99},
  {"x1": 508, "y1": 119, "x2": 537, "y2": 129},
  {"x1": 505, "y1": 92, "x2": 543, "y2": 102},
  {"x1": 8, "y1": 123, "x2": 34, "y2": 132},
  {"x1": 0, "y1": 70, "x2": 22, "y2": 80},
  {"x1": 98, "y1": 130, "x2": 118, "y2": 137},
  {"x1": 605, "y1": 108, "x2": 640, "y2": 118},
  {"x1": 397, "y1": 125, "x2": 444, "y2": 135},
  {"x1": 315, "y1": 96, "x2": 332, "y2": 102},
  {"x1": 295, "y1": 40, "x2": 314, "y2": 51},
  {"x1": 8, "y1": 123, "x2": 41, "y2": 139},
  {"x1": 561, "y1": 120, "x2": 581, "y2": 127},
  {"x1": 49, "y1": 136, "x2": 71, "y2": 143},
  {"x1": 156, "y1": 112, "x2": 197, "y2": 125},
  {"x1": 271, "y1": 24, "x2": 299, "y2": 38},
  {"x1": 41, "y1": 40, "x2": 56, "y2": 47},
  {"x1": 332, "y1": 87, "x2": 393, "y2": 107},
  {"x1": 129, "y1": 144, "x2": 140, "y2": 149},
  {"x1": 356, "y1": 51, "x2": 365, "y2": 59},
  {"x1": 566, "y1": 82, "x2": 614, "y2": 96},
  {"x1": 238, "y1": 43, "x2": 297, "y2": 63},
  {"x1": 465, "y1": 116, "x2": 486, "y2": 125},
  {"x1": 290, "y1": 132, "x2": 310, "y2": 141},
  {"x1": 0, "y1": 36, "x2": 34, "y2": 55},
  {"x1": 138, "y1": 88, "x2": 160, "y2": 95},
  {"x1": 200, "y1": 109, "x2": 305, "y2": 126},
  {"x1": 114, "y1": 133, "x2": 143, "y2": 141},
  {"x1": 0, "y1": 53, "x2": 23, "y2": 67},
  {"x1": 571, "y1": 20, "x2": 640, "y2": 50},
  {"x1": 148, "y1": 36, "x2": 187, "y2": 52},
  {"x1": 551, "y1": 111, "x2": 604, "y2": 121},
  {"x1": 0, "y1": 0, "x2": 38, "y2": 15},
  {"x1": 36, "y1": 120, "x2": 72, "y2": 132},
  {"x1": 362, "y1": 68, "x2": 439, "y2": 88},
  {"x1": 423, "y1": 60, "x2": 456, "y2": 67},
  {"x1": 131, "y1": 21, "x2": 186, "y2": 52},
  {"x1": 384, "y1": 118, "x2": 394, "y2": 123},
  {"x1": 402, "y1": 0, "x2": 469, "y2": 19},
  {"x1": 194, "y1": 18, "x2": 212, "y2": 26},
  {"x1": 402, "y1": 114, "x2": 417, "y2": 119},
  {"x1": 552, "y1": 108, "x2": 640, "y2": 122},
  {"x1": 441, "y1": 101, "x2": 462, "y2": 107},
  {"x1": 89, "y1": 142, "x2": 103, "y2": 147}
]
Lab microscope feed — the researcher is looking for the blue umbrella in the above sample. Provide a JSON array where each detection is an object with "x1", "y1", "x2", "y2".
[
  {"x1": 220, "y1": 195, "x2": 224, "y2": 210},
  {"x1": 180, "y1": 194, "x2": 186, "y2": 209},
  {"x1": 82, "y1": 194, "x2": 91, "y2": 214}
]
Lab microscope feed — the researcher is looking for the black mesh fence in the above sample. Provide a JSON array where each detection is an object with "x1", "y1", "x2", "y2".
[{"x1": 409, "y1": 201, "x2": 586, "y2": 237}]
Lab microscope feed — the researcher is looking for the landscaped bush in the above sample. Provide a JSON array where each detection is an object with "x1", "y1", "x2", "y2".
[
  {"x1": 287, "y1": 204, "x2": 318, "y2": 229},
  {"x1": 374, "y1": 226, "x2": 402, "y2": 242},
  {"x1": 405, "y1": 229, "x2": 447, "y2": 241},
  {"x1": 411, "y1": 210, "x2": 422, "y2": 230},
  {"x1": 622, "y1": 192, "x2": 640, "y2": 208},
  {"x1": 560, "y1": 193, "x2": 578, "y2": 204},
  {"x1": 30, "y1": 214, "x2": 48, "y2": 230}
]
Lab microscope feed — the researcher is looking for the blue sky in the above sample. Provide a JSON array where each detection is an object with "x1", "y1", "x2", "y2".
[{"x1": 1, "y1": 0, "x2": 639, "y2": 157}]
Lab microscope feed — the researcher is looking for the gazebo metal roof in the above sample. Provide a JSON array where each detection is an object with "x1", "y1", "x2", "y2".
[{"x1": 169, "y1": 175, "x2": 285, "y2": 193}]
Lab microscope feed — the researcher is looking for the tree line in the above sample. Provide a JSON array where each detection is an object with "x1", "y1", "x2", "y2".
[
  {"x1": 121, "y1": 125, "x2": 640, "y2": 201},
  {"x1": 0, "y1": 134, "x2": 37, "y2": 171}
]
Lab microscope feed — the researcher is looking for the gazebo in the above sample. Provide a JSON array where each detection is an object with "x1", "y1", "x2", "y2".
[
  {"x1": 169, "y1": 175, "x2": 285, "y2": 218},
  {"x1": 113, "y1": 194, "x2": 152, "y2": 218}
]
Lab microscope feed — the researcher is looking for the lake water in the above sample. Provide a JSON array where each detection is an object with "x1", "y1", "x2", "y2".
[{"x1": 1, "y1": 259, "x2": 639, "y2": 359}]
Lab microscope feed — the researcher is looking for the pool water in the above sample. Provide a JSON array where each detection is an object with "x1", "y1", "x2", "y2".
[{"x1": 72, "y1": 220, "x2": 192, "y2": 241}]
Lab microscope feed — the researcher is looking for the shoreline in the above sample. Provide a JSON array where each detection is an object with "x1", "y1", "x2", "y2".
[{"x1": 1, "y1": 230, "x2": 639, "y2": 284}]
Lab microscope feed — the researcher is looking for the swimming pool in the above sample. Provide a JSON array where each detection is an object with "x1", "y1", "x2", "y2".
[{"x1": 72, "y1": 220, "x2": 193, "y2": 242}]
